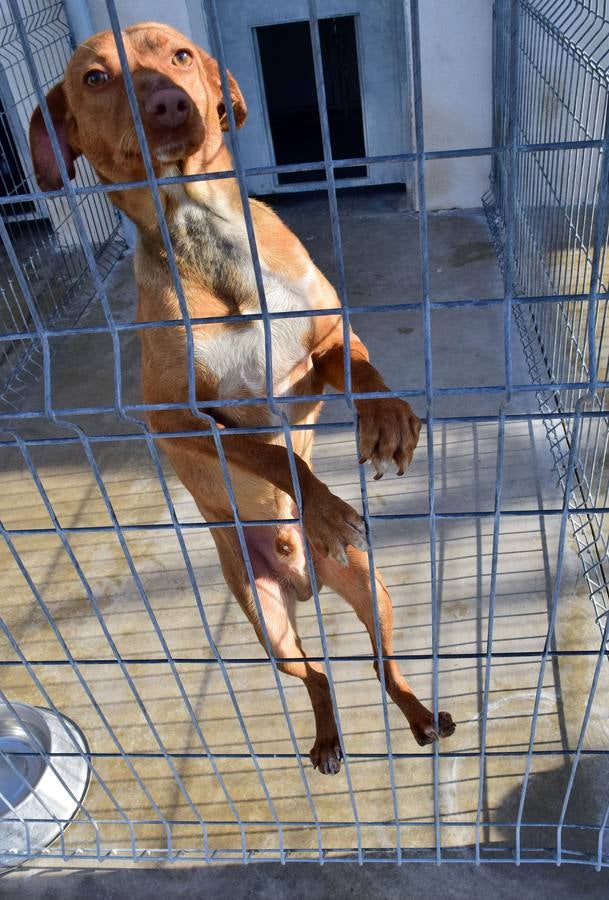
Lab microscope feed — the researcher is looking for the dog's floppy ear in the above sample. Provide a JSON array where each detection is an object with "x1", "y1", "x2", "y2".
[
  {"x1": 29, "y1": 82, "x2": 80, "y2": 191},
  {"x1": 198, "y1": 50, "x2": 247, "y2": 131}
]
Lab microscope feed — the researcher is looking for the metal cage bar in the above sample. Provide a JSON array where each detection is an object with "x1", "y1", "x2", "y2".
[
  {"x1": 0, "y1": 0, "x2": 122, "y2": 413},
  {"x1": 0, "y1": 0, "x2": 608, "y2": 869}
]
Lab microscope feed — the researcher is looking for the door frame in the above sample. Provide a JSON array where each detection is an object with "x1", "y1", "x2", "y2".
[
  {"x1": 217, "y1": 0, "x2": 413, "y2": 198},
  {"x1": 251, "y1": 11, "x2": 372, "y2": 193}
]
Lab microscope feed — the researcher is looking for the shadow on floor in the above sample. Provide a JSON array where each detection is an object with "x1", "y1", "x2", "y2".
[
  {"x1": 495, "y1": 756, "x2": 609, "y2": 863},
  {"x1": 3, "y1": 858, "x2": 609, "y2": 900}
]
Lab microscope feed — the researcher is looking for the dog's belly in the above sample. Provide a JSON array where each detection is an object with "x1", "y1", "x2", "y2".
[{"x1": 244, "y1": 520, "x2": 312, "y2": 601}]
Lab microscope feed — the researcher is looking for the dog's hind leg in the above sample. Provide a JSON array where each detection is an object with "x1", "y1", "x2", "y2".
[
  {"x1": 212, "y1": 526, "x2": 342, "y2": 774},
  {"x1": 314, "y1": 546, "x2": 456, "y2": 746}
]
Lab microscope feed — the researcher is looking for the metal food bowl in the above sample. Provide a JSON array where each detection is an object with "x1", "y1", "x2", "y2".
[{"x1": 0, "y1": 702, "x2": 90, "y2": 870}]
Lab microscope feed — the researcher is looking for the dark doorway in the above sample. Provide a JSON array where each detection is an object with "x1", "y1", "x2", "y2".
[
  {"x1": 0, "y1": 100, "x2": 35, "y2": 220},
  {"x1": 256, "y1": 16, "x2": 367, "y2": 186}
]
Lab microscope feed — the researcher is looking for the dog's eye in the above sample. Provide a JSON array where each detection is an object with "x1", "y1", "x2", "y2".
[
  {"x1": 84, "y1": 70, "x2": 109, "y2": 88},
  {"x1": 172, "y1": 49, "x2": 193, "y2": 68}
]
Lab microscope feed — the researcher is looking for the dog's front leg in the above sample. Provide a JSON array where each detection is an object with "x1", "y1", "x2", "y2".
[
  {"x1": 149, "y1": 411, "x2": 368, "y2": 566},
  {"x1": 220, "y1": 433, "x2": 371, "y2": 566},
  {"x1": 311, "y1": 334, "x2": 422, "y2": 479}
]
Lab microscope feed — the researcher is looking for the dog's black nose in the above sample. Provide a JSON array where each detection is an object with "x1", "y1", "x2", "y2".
[{"x1": 143, "y1": 88, "x2": 191, "y2": 128}]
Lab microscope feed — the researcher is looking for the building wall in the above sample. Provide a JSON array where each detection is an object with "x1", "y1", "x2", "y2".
[
  {"x1": 215, "y1": 0, "x2": 411, "y2": 196},
  {"x1": 418, "y1": 0, "x2": 493, "y2": 210},
  {"x1": 85, "y1": 0, "x2": 209, "y2": 46},
  {"x1": 80, "y1": 0, "x2": 493, "y2": 211}
]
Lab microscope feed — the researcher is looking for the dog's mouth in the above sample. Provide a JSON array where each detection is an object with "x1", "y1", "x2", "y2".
[
  {"x1": 120, "y1": 137, "x2": 198, "y2": 165},
  {"x1": 153, "y1": 140, "x2": 192, "y2": 163}
]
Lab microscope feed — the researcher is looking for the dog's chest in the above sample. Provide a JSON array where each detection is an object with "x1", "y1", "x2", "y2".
[
  {"x1": 196, "y1": 284, "x2": 311, "y2": 398},
  {"x1": 172, "y1": 201, "x2": 314, "y2": 397}
]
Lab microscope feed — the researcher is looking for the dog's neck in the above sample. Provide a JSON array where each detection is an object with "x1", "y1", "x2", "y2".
[
  {"x1": 177, "y1": 140, "x2": 242, "y2": 217},
  {"x1": 129, "y1": 139, "x2": 267, "y2": 318},
  {"x1": 107, "y1": 138, "x2": 246, "y2": 244}
]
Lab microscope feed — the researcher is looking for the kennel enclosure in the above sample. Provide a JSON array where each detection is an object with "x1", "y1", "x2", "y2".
[{"x1": 0, "y1": 0, "x2": 609, "y2": 868}]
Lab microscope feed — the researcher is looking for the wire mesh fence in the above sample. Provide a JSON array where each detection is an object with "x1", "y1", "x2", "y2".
[
  {"x1": 0, "y1": 0, "x2": 122, "y2": 412},
  {"x1": 485, "y1": 0, "x2": 609, "y2": 636},
  {"x1": 0, "y1": 0, "x2": 609, "y2": 870}
]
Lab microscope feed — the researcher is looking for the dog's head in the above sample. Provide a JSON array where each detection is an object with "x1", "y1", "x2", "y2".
[{"x1": 29, "y1": 22, "x2": 247, "y2": 190}]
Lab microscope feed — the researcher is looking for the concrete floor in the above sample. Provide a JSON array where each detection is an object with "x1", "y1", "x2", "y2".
[
  {"x1": 1, "y1": 192, "x2": 609, "y2": 879},
  {"x1": 3, "y1": 859, "x2": 609, "y2": 899}
]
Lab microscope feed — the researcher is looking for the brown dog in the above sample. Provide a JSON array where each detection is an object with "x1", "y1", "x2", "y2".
[{"x1": 29, "y1": 22, "x2": 455, "y2": 773}]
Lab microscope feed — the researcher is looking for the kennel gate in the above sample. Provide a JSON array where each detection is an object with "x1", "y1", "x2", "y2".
[{"x1": 1, "y1": 0, "x2": 609, "y2": 868}]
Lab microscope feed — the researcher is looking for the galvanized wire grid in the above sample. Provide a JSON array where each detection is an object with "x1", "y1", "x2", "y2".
[
  {"x1": 0, "y1": 0, "x2": 608, "y2": 868},
  {"x1": 0, "y1": 0, "x2": 122, "y2": 411},
  {"x1": 485, "y1": 0, "x2": 609, "y2": 637}
]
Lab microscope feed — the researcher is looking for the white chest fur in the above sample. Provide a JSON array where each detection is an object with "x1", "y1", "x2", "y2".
[
  {"x1": 195, "y1": 273, "x2": 313, "y2": 398},
  {"x1": 174, "y1": 198, "x2": 316, "y2": 398}
]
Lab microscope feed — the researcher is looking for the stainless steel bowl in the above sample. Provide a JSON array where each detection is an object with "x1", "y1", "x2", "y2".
[{"x1": 0, "y1": 702, "x2": 90, "y2": 870}]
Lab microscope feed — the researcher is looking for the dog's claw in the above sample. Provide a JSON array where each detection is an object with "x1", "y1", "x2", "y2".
[
  {"x1": 310, "y1": 739, "x2": 342, "y2": 775},
  {"x1": 438, "y1": 710, "x2": 456, "y2": 737},
  {"x1": 372, "y1": 458, "x2": 390, "y2": 480},
  {"x1": 411, "y1": 710, "x2": 456, "y2": 746},
  {"x1": 357, "y1": 398, "x2": 421, "y2": 482}
]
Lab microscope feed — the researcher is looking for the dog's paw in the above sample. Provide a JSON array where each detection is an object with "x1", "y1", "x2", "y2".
[
  {"x1": 356, "y1": 398, "x2": 421, "y2": 479},
  {"x1": 303, "y1": 486, "x2": 367, "y2": 566},
  {"x1": 411, "y1": 710, "x2": 456, "y2": 746},
  {"x1": 310, "y1": 738, "x2": 343, "y2": 775}
]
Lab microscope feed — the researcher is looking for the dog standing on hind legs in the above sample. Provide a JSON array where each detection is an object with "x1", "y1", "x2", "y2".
[{"x1": 29, "y1": 21, "x2": 456, "y2": 774}]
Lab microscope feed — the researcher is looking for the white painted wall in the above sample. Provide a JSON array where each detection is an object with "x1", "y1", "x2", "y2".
[
  {"x1": 86, "y1": 0, "x2": 209, "y2": 47},
  {"x1": 418, "y1": 0, "x2": 493, "y2": 210},
  {"x1": 79, "y1": 0, "x2": 492, "y2": 210}
]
